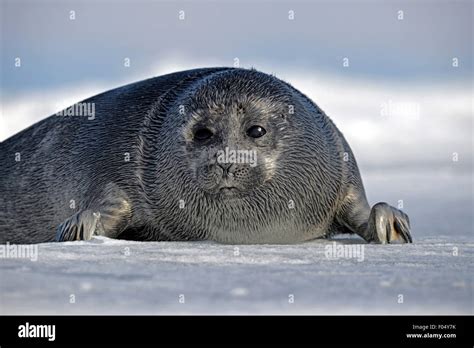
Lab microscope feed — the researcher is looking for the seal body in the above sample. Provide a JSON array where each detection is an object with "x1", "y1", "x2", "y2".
[{"x1": 0, "y1": 68, "x2": 412, "y2": 244}]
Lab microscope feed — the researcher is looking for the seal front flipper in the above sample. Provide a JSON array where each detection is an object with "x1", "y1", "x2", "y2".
[
  {"x1": 338, "y1": 189, "x2": 412, "y2": 244},
  {"x1": 55, "y1": 183, "x2": 132, "y2": 242},
  {"x1": 366, "y1": 202, "x2": 412, "y2": 244},
  {"x1": 55, "y1": 210, "x2": 101, "y2": 241}
]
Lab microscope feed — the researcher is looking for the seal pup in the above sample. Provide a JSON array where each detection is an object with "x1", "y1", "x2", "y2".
[{"x1": 0, "y1": 67, "x2": 412, "y2": 244}]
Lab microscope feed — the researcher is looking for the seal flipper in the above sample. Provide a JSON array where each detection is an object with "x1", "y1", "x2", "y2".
[
  {"x1": 55, "y1": 183, "x2": 132, "y2": 242},
  {"x1": 366, "y1": 202, "x2": 412, "y2": 243},
  {"x1": 337, "y1": 186, "x2": 412, "y2": 244},
  {"x1": 55, "y1": 210, "x2": 101, "y2": 241}
]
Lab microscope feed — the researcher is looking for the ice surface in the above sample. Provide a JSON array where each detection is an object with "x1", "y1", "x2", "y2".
[
  {"x1": 0, "y1": 172, "x2": 472, "y2": 315},
  {"x1": 0, "y1": 235, "x2": 472, "y2": 315}
]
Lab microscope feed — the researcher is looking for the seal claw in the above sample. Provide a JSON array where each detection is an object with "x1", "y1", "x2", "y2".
[{"x1": 55, "y1": 209, "x2": 100, "y2": 242}]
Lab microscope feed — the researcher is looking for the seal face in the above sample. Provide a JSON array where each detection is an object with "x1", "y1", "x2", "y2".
[
  {"x1": 183, "y1": 72, "x2": 286, "y2": 197},
  {"x1": 0, "y1": 67, "x2": 412, "y2": 245}
]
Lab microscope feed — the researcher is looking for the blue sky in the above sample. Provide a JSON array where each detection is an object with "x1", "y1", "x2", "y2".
[{"x1": 1, "y1": 0, "x2": 472, "y2": 96}]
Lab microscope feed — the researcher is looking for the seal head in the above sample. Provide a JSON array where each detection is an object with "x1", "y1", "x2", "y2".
[{"x1": 143, "y1": 69, "x2": 335, "y2": 243}]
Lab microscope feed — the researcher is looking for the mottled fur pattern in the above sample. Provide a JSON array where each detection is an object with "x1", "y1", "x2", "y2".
[{"x1": 0, "y1": 67, "x2": 412, "y2": 244}]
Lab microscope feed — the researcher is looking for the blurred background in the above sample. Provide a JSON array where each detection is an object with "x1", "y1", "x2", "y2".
[{"x1": 1, "y1": 0, "x2": 472, "y2": 240}]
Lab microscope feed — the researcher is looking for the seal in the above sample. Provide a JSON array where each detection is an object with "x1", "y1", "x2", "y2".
[{"x1": 0, "y1": 67, "x2": 412, "y2": 244}]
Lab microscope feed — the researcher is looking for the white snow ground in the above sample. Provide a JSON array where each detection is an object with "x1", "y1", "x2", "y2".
[
  {"x1": 0, "y1": 237, "x2": 472, "y2": 315},
  {"x1": 0, "y1": 172, "x2": 472, "y2": 315}
]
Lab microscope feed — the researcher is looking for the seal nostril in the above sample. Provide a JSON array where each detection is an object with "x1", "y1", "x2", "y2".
[{"x1": 217, "y1": 162, "x2": 235, "y2": 176}]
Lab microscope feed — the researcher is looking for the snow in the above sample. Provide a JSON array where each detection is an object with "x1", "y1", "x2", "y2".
[
  {"x1": 0, "y1": 235, "x2": 471, "y2": 315},
  {"x1": 0, "y1": 172, "x2": 472, "y2": 315}
]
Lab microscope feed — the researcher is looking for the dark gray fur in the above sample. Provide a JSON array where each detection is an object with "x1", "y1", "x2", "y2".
[{"x1": 0, "y1": 68, "x2": 412, "y2": 244}]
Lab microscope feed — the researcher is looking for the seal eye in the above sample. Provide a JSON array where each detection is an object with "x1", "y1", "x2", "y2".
[
  {"x1": 246, "y1": 125, "x2": 266, "y2": 138},
  {"x1": 194, "y1": 128, "x2": 213, "y2": 141}
]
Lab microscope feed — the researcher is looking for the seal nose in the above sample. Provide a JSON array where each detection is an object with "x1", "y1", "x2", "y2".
[{"x1": 217, "y1": 163, "x2": 236, "y2": 177}]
